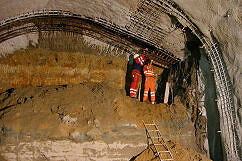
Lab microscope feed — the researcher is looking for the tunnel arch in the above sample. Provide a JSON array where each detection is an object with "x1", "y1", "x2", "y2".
[
  {"x1": 0, "y1": 10, "x2": 180, "y2": 68},
  {"x1": 0, "y1": 1, "x2": 240, "y2": 160}
]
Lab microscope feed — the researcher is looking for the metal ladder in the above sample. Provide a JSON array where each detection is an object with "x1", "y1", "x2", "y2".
[{"x1": 143, "y1": 120, "x2": 174, "y2": 161}]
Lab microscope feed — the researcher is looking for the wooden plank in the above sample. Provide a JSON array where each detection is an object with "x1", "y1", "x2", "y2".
[{"x1": 164, "y1": 82, "x2": 170, "y2": 103}]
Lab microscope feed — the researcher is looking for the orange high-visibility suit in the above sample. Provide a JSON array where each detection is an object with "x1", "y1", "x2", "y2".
[{"x1": 143, "y1": 64, "x2": 155, "y2": 103}]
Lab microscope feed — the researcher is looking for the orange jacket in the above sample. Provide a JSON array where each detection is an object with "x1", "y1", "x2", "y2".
[{"x1": 143, "y1": 65, "x2": 154, "y2": 77}]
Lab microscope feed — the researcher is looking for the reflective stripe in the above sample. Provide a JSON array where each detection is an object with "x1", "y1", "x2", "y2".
[
  {"x1": 151, "y1": 94, "x2": 155, "y2": 96},
  {"x1": 150, "y1": 92, "x2": 155, "y2": 94},
  {"x1": 140, "y1": 57, "x2": 144, "y2": 65},
  {"x1": 140, "y1": 56, "x2": 144, "y2": 63},
  {"x1": 138, "y1": 57, "x2": 140, "y2": 63},
  {"x1": 143, "y1": 65, "x2": 154, "y2": 77},
  {"x1": 138, "y1": 57, "x2": 142, "y2": 65},
  {"x1": 144, "y1": 94, "x2": 148, "y2": 96},
  {"x1": 144, "y1": 91, "x2": 148, "y2": 93}
]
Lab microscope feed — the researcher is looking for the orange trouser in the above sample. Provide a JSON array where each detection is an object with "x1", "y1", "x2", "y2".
[{"x1": 143, "y1": 76, "x2": 155, "y2": 102}]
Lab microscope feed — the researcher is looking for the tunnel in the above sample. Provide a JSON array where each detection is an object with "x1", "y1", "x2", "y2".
[{"x1": 0, "y1": 0, "x2": 241, "y2": 161}]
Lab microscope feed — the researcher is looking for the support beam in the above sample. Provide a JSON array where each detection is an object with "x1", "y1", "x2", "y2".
[{"x1": 164, "y1": 82, "x2": 170, "y2": 104}]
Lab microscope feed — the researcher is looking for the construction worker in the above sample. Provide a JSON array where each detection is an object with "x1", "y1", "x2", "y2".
[
  {"x1": 143, "y1": 59, "x2": 156, "y2": 104},
  {"x1": 130, "y1": 52, "x2": 147, "y2": 98}
]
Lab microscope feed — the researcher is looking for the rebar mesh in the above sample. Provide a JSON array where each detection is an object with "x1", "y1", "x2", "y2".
[{"x1": 206, "y1": 42, "x2": 240, "y2": 161}]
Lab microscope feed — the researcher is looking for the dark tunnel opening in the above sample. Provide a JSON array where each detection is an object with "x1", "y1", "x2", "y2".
[{"x1": 150, "y1": 29, "x2": 225, "y2": 161}]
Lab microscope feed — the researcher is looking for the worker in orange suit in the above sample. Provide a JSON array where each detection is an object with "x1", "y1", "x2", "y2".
[
  {"x1": 130, "y1": 52, "x2": 147, "y2": 98},
  {"x1": 143, "y1": 59, "x2": 156, "y2": 104}
]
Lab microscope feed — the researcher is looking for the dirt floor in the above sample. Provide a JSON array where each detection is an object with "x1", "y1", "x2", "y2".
[
  {"x1": 0, "y1": 83, "x2": 211, "y2": 161},
  {"x1": 0, "y1": 83, "x2": 182, "y2": 140},
  {"x1": 132, "y1": 141, "x2": 211, "y2": 161}
]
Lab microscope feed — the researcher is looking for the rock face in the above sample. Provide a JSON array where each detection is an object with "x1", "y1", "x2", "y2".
[{"x1": 0, "y1": 48, "x2": 128, "y2": 92}]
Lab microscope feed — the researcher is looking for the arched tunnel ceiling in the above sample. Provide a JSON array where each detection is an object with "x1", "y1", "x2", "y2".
[
  {"x1": 0, "y1": 10, "x2": 181, "y2": 68},
  {"x1": 0, "y1": 0, "x2": 207, "y2": 68}
]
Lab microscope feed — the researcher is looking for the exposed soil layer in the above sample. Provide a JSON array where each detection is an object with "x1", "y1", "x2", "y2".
[
  {"x1": 0, "y1": 49, "x2": 210, "y2": 160},
  {"x1": 0, "y1": 83, "x2": 210, "y2": 161},
  {"x1": 0, "y1": 48, "x2": 129, "y2": 92},
  {"x1": 0, "y1": 83, "x2": 185, "y2": 140}
]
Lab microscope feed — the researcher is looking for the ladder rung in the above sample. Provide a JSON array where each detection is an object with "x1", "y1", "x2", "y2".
[
  {"x1": 153, "y1": 143, "x2": 165, "y2": 146},
  {"x1": 158, "y1": 150, "x2": 170, "y2": 153},
  {"x1": 151, "y1": 136, "x2": 161, "y2": 139},
  {"x1": 145, "y1": 124, "x2": 156, "y2": 126},
  {"x1": 148, "y1": 130, "x2": 159, "y2": 132}
]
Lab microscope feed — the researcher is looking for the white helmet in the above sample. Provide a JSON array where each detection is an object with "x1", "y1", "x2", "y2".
[{"x1": 134, "y1": 54, "x2": 139, "y2": 59}]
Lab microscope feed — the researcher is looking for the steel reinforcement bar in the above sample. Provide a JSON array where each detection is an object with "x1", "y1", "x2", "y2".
[
  {"x1": 206, "y1": 42, "x2": 240, "y2": 161},
  {"x1": 0, "y1": 9, "x2": 180, "y2": 68}
]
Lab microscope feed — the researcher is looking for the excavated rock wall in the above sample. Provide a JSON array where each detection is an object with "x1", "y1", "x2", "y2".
[{"x1": 0, "y1": 48, "x2": 128, "y2": 92}]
